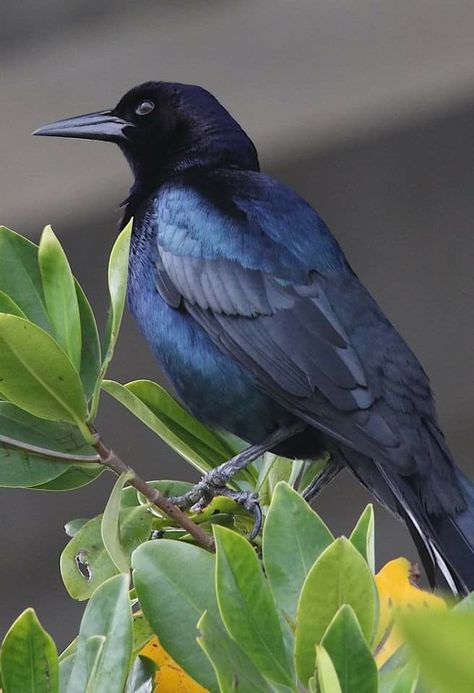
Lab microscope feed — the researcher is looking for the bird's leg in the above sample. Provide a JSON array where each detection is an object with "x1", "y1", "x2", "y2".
[
  {"x1": 302, "y1": 454, "x2": 344, "y2": 504},
  {"x1": 170, "y1": 421, "x2": 306, "y2": 539}
]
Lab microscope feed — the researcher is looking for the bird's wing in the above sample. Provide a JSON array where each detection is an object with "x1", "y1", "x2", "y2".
[{"x1": 153, "y1": 172, "x2": 432, "y2": 468}]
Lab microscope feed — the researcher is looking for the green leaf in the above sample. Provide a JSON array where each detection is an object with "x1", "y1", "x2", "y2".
[
  {"x1": 0, "y1": 608, "x2": 58, "y2": 693},
  {"x1": 103, "y1": 379, "x2": 240, "y2": 476},
  {"x1": 295, "y1": 537, "x2": 379, "y2": 686},
  {"x1": 454, "y1": 590, "x2": 474, "y2": 612},
  {"x1": 0, "y1": 314, "x2": 88, "y2": 431},
  {"x1": 61, "y1": 507, "x2": 152, "y2": 600},
  {"x1": 104, "y1": 220, "x2": 132, "y2": 360},
  {"x1": 65, "y1": 519, "x2": 90, "y2": 538},
  {"x1": 197, "y1": 611, "x2": 274, "y2": 693},
  {"x1": 33, "y1": 464, "x2": 103, "y2": 491},
  {"x1": 349, "y1": 504, "x2": 375, "y2": 571},
  {"x1": 214, "y1": 525, "x2": 294, "y2": 687},
  {"x1": 132, "y1": 613, "x2": 154, "y2": 658},
  {"x1": 0, "y1": 403, "x2": 96, "y2": 488},
  {"x1": 59, "y1": 653, "x2": 75, "y2": 692},
  {"x1": 89, "y1": 222, "x2": 132, "y2": 419},
  {"x1": 125, "y1": 655, "x2": 157, "y2": 693},
  {"x1": 321, "y1": 605, "x2": 378, "y2": 693},
  {"x1": 59, "y1": 638, "x2": 77, "y2": 663},
  {"x1": 401, "y1": 610, "x2": 474, "y2": 693},
  {"x1": 379, "y1": 661, "x2": 419, "y2": 693},
  {"x1": 132, "y1": 539, "x2": 218, "y2": 692},
  {"x1": 0, "y1": 226, "x2": 49, "y2": 329},
  {"x1": 0, "y1": 290, "x2": 26, "y2": 318},
  {"x1": 84, "y1": 635, "x2": 105, "y2": 692},
  {"x1": 66, "y1": 574, "x2": 132, "y2": 693},
  {"x1": 258, "y1": 454, "x2": 292, "y2": 504},
  {"x1": 75, "y1": 282, "x2": 101, "y2": 402},
  {"x1": 263, "y1": 482, "x2": 333, "y2": 622},
  {"x1": 297, "y1": 456, "x2": 329, "y2": 493},
  {"x1": 316, "y1": 645, "x2": 342, "y2": 693},
  {"x1": 38, "y1": 225, "x2": 82, "y2": 370},
  {"x1": 101, "y1": 471, "x2": 135, "y2": 572},
  {"x1": 136, "y1": 479, "x2": 195, "y2": 505}
]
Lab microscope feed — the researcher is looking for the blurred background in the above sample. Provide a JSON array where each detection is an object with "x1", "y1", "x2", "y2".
[{"x1": 1, "y1": 0, "x2": 473, "y2": 647}]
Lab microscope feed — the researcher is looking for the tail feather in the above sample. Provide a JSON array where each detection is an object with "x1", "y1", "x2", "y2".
[{"x1": 338, "y1": 446, "x2": 474, "y2": 596}]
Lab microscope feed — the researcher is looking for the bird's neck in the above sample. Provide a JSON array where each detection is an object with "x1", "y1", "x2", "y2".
[{"x1": 121, "y1": 122, "x2": 260, "y2": 226}]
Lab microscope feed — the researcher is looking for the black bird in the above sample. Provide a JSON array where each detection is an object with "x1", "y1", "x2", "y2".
[{"x1": 34, "y1": 81, "x2": 474, "y2": 594}]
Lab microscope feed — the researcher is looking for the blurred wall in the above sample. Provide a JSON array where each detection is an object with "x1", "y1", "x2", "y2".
[{"x1": 1, "y1": 1, "x2": 473, "y2": 647}]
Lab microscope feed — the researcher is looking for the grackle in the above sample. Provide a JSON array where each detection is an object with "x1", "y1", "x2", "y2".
[{"x1": 34, "y1": 82, "x2": 474, "y2": 594}]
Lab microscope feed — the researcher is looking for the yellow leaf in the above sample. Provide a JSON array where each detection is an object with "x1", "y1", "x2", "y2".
[
  {"x1": 140, "y1": 635, "x2": 209, "y2": 693},
  {"x1": 375, "y1": 557, "x2": 446, "y2": 667}
]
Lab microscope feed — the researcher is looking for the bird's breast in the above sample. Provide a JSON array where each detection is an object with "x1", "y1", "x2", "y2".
[{"x1": 126, "y1": 227, "x2": 288, "y2": 443}]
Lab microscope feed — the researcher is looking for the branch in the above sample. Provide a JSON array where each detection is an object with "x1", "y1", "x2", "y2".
[
  {"x1": 92, "y1": 432, "x2": 216, "y2": 553},
  {"x1": 1, "y1": 426, "x2": 215, "y2": 551}
]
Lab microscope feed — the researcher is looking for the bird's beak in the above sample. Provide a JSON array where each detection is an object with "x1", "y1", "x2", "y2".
[{"x1": 33, "y1": 109, "x2": 131, "y2": 143}]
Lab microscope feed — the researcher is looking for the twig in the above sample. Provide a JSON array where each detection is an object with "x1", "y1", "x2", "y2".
[
  {"x1": 92, "y1": 433, "x2": 216, "y2": 552},
  {"x1": 1, "y1": 426, "x2": 215, "y2": 551}
]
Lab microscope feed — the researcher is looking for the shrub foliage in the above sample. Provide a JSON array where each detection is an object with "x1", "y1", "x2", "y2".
[{"x1": 0, "y1": 223, "x2": 472, "y2": 693}]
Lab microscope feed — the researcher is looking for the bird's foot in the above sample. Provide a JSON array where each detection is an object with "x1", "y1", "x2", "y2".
[{"x1": 170, "y1": 470, "x2": 263, "y2": 540}]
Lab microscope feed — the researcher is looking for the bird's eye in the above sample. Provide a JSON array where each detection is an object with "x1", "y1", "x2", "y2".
[{"x1": 135, "y1": 100, "x2": 155, "y2": 116}]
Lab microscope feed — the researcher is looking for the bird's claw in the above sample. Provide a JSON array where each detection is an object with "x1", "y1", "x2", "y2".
[{"x1": 170, "y1": 477, "x2": 263, "y2": 540}]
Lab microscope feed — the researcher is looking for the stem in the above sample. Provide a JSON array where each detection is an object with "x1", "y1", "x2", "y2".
[{"x1": 92, "y1": 432, "x2": 215, "y2": 552}]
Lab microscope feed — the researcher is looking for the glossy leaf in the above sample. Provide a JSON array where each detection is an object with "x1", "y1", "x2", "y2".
[
  {"x1": 66, "y1": 574, "x2": 132, "y2": 693},
  {"x1": 83, "y1": 635, "x2": 105, "y2": 692},
  {"x1": 34, "y1": 464, "x2": 103, "y2": 491},
  {"x1": 214, "y1": 525, "x2": 294, "y2": 687},
  {"x1": 89, "y1": 222, "x2": 132, "y2": 419},
  {"x1": 132, "y1": 539, "x2": 218, "y2": 692},
  {"x1": 453, "y1": 590, "x2": 474, "y2": 612},
  {"x1": 0, "y1": 403, "x2": 96, "y2": 488},
  {"x1": 59, "y1": 654, "x2": 75, "y2": 692},
  {"x1": 103, "y1": 220, "x2": 132, "y2": 360},
  {"x1": 401, "y1": 610, "x2": 474, "y2": 693},
  {"x1": 349, "y1": 504, "x2": 375, "y2": 571},
  {"x1": 38, "y1": 225, "x2": 82, "y2": 370},
  {"x1": 316, "y1": 645, "x2": 342, "y2": 693},
  {"x1": 0, "y1": 290, "x2": 26, "y2": 318},
  {"x1": 75, "y1": 282, "x2": 101, "y2": 401},
  {"x1": 321, "y1": 605, "x2": 378, "y2": 693},
  {"x1": 0, "y1": 314, "x2": 88, "y2": 430},
  {"x1": 61, "y1": 508, "x2": 152, "y2": 600},
  {"x1": 379, "y1": 661, "x2": 419, "y2": 693},
  {"x1": 103, "y1": 379, "x2": 241, "y2": 476},
  {"x1": 101, "y1": 471, "x2": 135, "y2": 572},
  {"x1": 125, "y1": 655, "x2": 157, "y2": 693},
  {"x1": 65, "y1": 519, "x2": 90, "y2": 538},
  {"x1": 0, "y1": 226, "x2": 49, "y2": 329},
  {"x1": 295, "y1": 537, "x2": 379, "y2": 685},
  {"x1": 132, "y1": 613, "x2": 154, "y2": 658},
  {"x1": 197, "y1": 611, "x2": 274, "y2": 693},
  {"x1": 136, "y1": 479, "x2": 194, "y2": 507},
  {"x1": 0, "y1": 608, "x2": 58, "y2": 693},
  {"x1": 263, "y1": 481, "x2": 333, "y2": 622}
]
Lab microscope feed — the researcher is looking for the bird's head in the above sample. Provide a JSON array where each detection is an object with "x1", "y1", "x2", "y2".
[{"x1": 34, "y1": 81, "x2": 259, "y2": 188}]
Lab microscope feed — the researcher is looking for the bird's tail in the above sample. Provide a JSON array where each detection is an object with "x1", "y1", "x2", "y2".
[{"x1": 339, "y1": 447, "x2": 474, "y2": 596}]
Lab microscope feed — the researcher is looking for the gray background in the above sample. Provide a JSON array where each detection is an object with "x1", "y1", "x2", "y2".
[{"x1": 1, "y1": 0, "x2": 473, "y2": 647}]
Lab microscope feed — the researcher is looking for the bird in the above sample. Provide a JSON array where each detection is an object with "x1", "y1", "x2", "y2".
[{"x1": 34, "y1": 81, "x2": 474, "y2": 594}]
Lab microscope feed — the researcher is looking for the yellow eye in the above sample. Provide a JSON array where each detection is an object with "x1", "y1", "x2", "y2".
[{"x1": 135, "y1": 100, "x2": 155, "y2": 116}]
